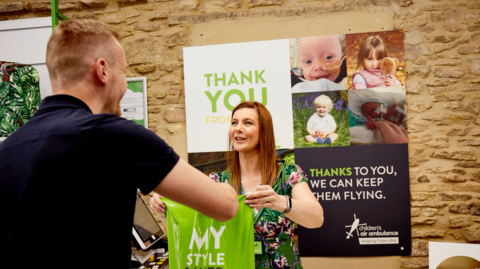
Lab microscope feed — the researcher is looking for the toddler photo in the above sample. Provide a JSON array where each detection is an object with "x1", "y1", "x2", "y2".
[
  {"x1": 346, "y1": 31, "x2": 405, "y2": 90},
  {"x1": 290, "y1": 35, "x2": 348, "y2": 93},
  {"x1": 292, "y1": 91, "x2": 350, "y2": 148}
]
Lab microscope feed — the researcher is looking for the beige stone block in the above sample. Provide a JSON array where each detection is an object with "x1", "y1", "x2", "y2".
[
  {"x1": 404, "y1": 31, "x2": 424, "y2": 45},
  {"x1": 455, "y1": 161, "x2": 480, "y2": 168},
  {"x1": 417, "y1": 175, "x2": 430, "y2": 183},
  {"x1": 425, "y1": 140, "x2": 449, "y2": 149},
  {"x1": 409, "y1": 147, "x2": 430, "y2": 166},
  {"x1": 435, "y1": 59, "x2": 460, "y2": 66},
  {"x1": 408, "y1": 100, "x2": 433, "y2": 112},
  {"x1": 164, "y1": 107, "x2": 185, "y2": 123},
  {"x1": 146, "y1": 71, "x2": 167, "y2": 81},
  {"x1": 466, "y1": 226, "x2": 480, "y2": 242},
  {"x1": 408, "y1": 121, "x2": 429, "y2": 133},
  {"x1": 411, "y1": 184, "x2": 446, "y2": 192},
  {"x1": 411, "y1": 229, "x2": 445, "y2": 238},
  {"x1": 161, "y1": 74, "x2": 181, "y2": 85},
  {"x1": 406, "y1": 81, "x2": 424, "y2": 94},
  {"x1": 472, "y1": 171, "x2": 480, "y2": 183},
  {"x1": 431, "y1": 10, "x2": 459, "y2": 22},
  {"x1": 433, "y1": 67, "x2": 464, "y2": 78},
  {"x1": 393, "y1": 0, "x2": 412, "y2": 7},
  {"x1": 434, "y1": 38, "x2": 469, "y2": 53},
  {"x1": 426, "y1": 78, "x2": 459, "y2": 86},
  {"x1": 393, "y1": 6, "x2": 422, "y2": 20},
  {"x1": 439, "y1": 193, "x2": 472, "y2": 201},
  {"x1": 158, "y1": 61, "x2": 182, "y2": 72},
  {"x1": 134, "y1": 22, "x2": 162, "y2": 32},
  {"x1": 449, "y1": 216, "x2": 472, "y2": 228},
  {"x1": 411, "y1": 208, "x2": 420, "y2": 217},
  {"x1": 164, "y1": 29, "x2": 188, "y2": 47},
  {"x1": 0, "y1": 2, "x2": 23, "y2": 13},
  {"x1": 148, "y1": 106, "x2": 162, "y2": 114},
  {"x1": 467, "y1": 57, "x2": 480, "y2": 75},
  {"x1": 453, "y1": 183, "x2": 480, "y2": 193},
  {"x1": 411, "y1": 201, "x2": 446, "y2": 208},
  {"x1": 443, "y1": 24, "x2": 464, "y2": 32},
  {"x1": 474, "y1": 217, "x2": 480, "y2": 223},
  {"x1": 411, "y1": 193, "x2": 436, "y2": 201},
  {"x1": 463, "y1": 10, "x2": 480, "y2": 25},
  {"x1": 469, "y1": 25, "x2": 480, "y2": 32},
  {"x1": 420, "y1": 208, "x2": 438, "y2": 217},
  {"x1": 431, "y1": 150, "x2": 477, "y2": 161},
  {"x1": 475, "y1": 117, "x2": 480, "y2": 125},
  {"x1": 458, "y1": 139, "x2": 480, "y2": 147},
  {"x1": 149, "y1": 9, "x2": 171, "y2": 20},
  {"x1": 427, "y1": 34, "x2": 461, "y2": 43},
  {"x1": 447, "y1": 127, "x2": 472, "y2": 136},
  {"x1": 433, "y1": 94, "x2": 465, "y2": 102},
  {"x1": 441, "y1": 175, "x2": 466, "y2": 182},
  {"x1": 411, "y1": 240, "x2": 428, "y2": 257},
  {"x1": 133, "y1": 64, "x2": 156, "y2": 74},
  {"x1": 104, "y1": 14, "x2": 126, "y2": 24},
  {"x1": 412, "y1": 56, "x2": 427, "y2": 65},
  {"x1": 81, "y1": 0, "x2": 109, "y2": 7},
  {"x1": 26, "y1": 1, "x2": 50, "y2": 12},
  {"x1": 400, "y1": 257, "x2": 428, "y2": 268},
  {"x1": 423, "y1": 4, "x2": 452, "y2": 11},
  {"x1": 449, "y1": 230, "x2": 464, "y2": 240},
  {"x1": 452, "y1": 169, "x2": 465, "y2": 174},
  {"x1": 411, "y1": 217, "x2": 436, "y2": 225},
  {"x1": 458, "y1": 45, "x2": 480, "y2": 55},
  {"x1": 124, "y1": 38, "x2": 164, "y2": 65},
  {"x1": 444, "y1": 101, "x2": 480, "y2": 115},
  {"x1": 176, "y1": 0, "x2": 198, "y2": 10},
  {"x1": 407, "y1": 65, "x2": 431, "y2": 78},
  {"x1": 152, "y1": 89, "x2": 168, "y2": 99},
  {"x1": 449, "y1": 203, "x2": 471, "y2": 214},
  {"x1": 395, "y1": 17, "x2": 428, "y2": 31},
  {"x1": 166, "y1": 124, "x2": 185, "y2": 134}
]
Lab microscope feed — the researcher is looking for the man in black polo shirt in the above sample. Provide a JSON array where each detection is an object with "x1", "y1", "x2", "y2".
[{"x1": 0, "y1": 19, "x2": 238, "y2": 269}]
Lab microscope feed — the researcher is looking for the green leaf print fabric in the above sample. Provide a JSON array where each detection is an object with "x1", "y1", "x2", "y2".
[
  {"x1": 209, "y1": 161, "x2": 308, "y2": 269},
  {"x1": 0, "y1": 63, "x2": 40, "y2": 137},
  {"x1": 163, "y1": 195, "x2": 255, "y2": 269}
]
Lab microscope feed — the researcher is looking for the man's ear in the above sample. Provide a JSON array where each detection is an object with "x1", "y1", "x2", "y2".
[{"x1": 94, "y1": 58, "x2": 109, "y2": 85}]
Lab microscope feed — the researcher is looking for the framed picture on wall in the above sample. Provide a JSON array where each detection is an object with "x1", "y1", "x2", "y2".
[{"x1": 122, "y1": 77, "x2": 148, "y2": 128}]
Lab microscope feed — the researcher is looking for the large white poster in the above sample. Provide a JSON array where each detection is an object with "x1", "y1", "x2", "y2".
[{"x1": 184, "y1": 39, "x2": 294, "y2": 153}]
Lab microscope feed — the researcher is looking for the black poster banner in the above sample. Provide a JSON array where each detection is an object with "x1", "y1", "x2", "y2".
[{"x1": 297, "y1": 144, "x2": 411, "y2": 256}]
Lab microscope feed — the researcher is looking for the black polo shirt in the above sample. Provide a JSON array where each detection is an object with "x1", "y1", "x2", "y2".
[{"x1": 0, "y1": 95, "x2": 179, "y2": 268}]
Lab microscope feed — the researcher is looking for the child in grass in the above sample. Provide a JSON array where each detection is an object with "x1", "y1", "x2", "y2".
[{"x1": 305, "y1": 95, "x2": 338, "y2": 144}]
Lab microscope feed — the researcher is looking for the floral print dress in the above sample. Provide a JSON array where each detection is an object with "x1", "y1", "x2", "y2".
[{"x1": 209, "y1": 160, "x2": 308, "y2": 269}]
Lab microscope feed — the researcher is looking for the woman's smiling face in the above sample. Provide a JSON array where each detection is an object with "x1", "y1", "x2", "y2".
[{"x1": 229, "y1": 108, "x2": 260, "y2": 154}]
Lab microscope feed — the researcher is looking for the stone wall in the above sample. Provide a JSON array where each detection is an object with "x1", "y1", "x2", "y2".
[{"x1": 1, "y1": 0, "x2": 479, "y2": 268}]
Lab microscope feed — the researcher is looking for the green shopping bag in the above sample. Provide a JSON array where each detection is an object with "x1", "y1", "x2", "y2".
[{"x1": 162, "y1": 195, "x2": 255, "y2": 269}]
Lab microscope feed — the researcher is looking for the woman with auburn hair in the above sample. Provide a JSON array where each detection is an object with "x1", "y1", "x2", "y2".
[{"x1": 151, "y1": 101, "x2": 324, "y2": 269}]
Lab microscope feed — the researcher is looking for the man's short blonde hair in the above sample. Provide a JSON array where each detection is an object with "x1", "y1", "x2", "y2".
[
  {"x1": 46, "y1": 19, "x2": 121, "y2": 86},
  {"x1": 314, "y1": 95, "x2": 333, "y2": 109}
]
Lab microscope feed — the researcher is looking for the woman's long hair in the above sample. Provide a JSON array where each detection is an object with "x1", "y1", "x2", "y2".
[{"x1": 228, "y1": 101, "x2": 278, "y2": 194}]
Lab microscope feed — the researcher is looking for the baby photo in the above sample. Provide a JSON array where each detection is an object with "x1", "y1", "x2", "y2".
[
  {"x1": 346, "y1": 30, "x2": 405, "y2": 90},
  {"x1": 348, "y1": 88, "x2": 407, "y2": 145},
  {"x1": 292, "y1": 90, "x2": 350, "y2": 148},
  {"x1": 290, "y1": 35, "x2": 348, "y2": 93}
]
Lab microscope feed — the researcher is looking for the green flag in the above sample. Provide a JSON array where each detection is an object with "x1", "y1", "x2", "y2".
[{"x1": 163, "y1": 195, "x2": 255, "y2": 269}]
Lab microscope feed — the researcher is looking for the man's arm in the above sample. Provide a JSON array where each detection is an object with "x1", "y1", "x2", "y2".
[{"x1": 153, "y1": 158, "x2": 238, "y2": 222}]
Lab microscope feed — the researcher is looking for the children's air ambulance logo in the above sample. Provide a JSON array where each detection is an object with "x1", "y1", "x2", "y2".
[{"x1": 345, "y1": 214, "x2": 366, "y2": 239}]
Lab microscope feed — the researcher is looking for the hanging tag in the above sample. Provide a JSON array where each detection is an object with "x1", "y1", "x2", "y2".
[{"x1": 254, "y1": 240, "x2": 263, "y2": 256}]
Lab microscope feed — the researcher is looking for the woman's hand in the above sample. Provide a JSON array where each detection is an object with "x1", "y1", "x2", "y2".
[
  {"x1": 150, "y1": 192, "x2": 166, "y2": 214},
  {"x1": 244, "y1": 185, "x2": 288, "y2": 213}
]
